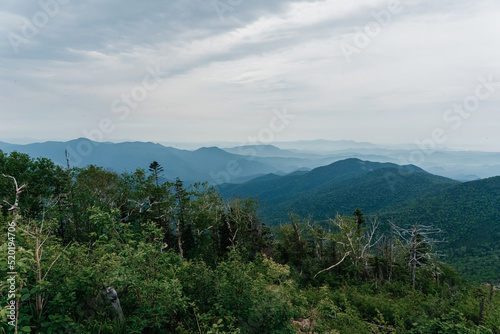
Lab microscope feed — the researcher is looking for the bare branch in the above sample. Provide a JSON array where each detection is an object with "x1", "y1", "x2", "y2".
[
  {"x1": 42, "y1": 242, "x2": 71, "y2": 281},
  {"x1": 22, "y1": 229, "x2": 36, "y2": 237},
  {"x1": 1, "y1": 174, "x2": 26, "y2": 212},
  {"x1": 361, "y1": 220, "x2": 382, "y2": 258},
  {"x1": 314, "y1": 251, "x2": 351, "y2": 278},
  {"x1": 39, "y1": 232, "x2": 51, "y2": 250}
]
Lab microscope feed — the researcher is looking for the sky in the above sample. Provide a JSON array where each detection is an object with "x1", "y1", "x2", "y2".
[{"x1": 1, "y1": 0, "x2": 500, "y2": 151}]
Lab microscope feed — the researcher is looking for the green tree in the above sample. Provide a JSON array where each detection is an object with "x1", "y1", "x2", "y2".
[
  {"x1": 353, "y1": 208, "x2": 366, "y2": 226},
  {"x1": 148, "y1": 161, "x2": 164, "y2": 187},
  {"x1": 0, "y1": 151, "x2": 65, "y2": 220},
  {"x1": 275, "y1": 214, "x2": 309, "y2": 272}
]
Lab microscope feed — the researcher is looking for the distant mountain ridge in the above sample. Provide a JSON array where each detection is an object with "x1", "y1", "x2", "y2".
[
  {"x1": 219, "y1": 158, "x2": 459, "y2": 222},
  {"x1": 1, "y1": 138, "x2": 499, "y2": 182},
  {"x1": 222, "y1": 145, "x2": 301, "y2": 158},
  {"x1": 0, "y1": 139, "x2": 276, "y2": 183},
  {"x1": 225, "y1": 143, "x2": 500, "y2": 180}
]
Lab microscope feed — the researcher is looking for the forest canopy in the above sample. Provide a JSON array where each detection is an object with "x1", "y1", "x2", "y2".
[{"x1": 1, "y1": 150, "x2": 499, "y2": 333}]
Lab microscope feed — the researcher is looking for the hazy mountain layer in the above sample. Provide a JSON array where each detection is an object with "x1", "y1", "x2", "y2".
[{"x1": 1, "y1": 139, "x2": 499, "y2": 183}]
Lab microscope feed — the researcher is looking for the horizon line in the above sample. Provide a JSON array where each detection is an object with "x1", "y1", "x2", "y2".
[{"x1": 1, "y1": 137, "x2": 499, "y2": 153}]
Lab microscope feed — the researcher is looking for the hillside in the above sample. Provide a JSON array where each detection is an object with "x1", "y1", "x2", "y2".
[
  {"x1": 376, "y1": 176, "x2": 500, "y2": 282},
  {"x1": 220, "y1": 158, "x2": 459, "y2": 223},
  {"x1": 220, "y1": 159, "x2": 500, "y2": 281}
]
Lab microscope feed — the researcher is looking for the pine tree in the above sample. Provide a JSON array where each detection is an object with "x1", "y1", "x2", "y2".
[{"x1": 148, "y1": 161, "x2": 164, "y2": 187}]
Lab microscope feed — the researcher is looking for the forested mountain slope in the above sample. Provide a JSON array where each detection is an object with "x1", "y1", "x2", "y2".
[
  {"x1": 220, "y1": 159, "x2": 500, "y2": 281},
  {"x1": 377, "y1": 176, "x2": 500, "y2": 281},
  {"x1": 220, "y1": 158, "x2": 459, "y2": 223}
]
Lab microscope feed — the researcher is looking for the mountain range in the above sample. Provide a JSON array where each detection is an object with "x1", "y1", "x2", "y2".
[
  {"x1": 218, "y1": 158, "x2": 460, "y2": 221},
  {"x1": 0, "y1": 139, "x2": 277, "y2": 184},
  {"x1": 1, "y1": 138, "x2": 499, "y2": 183}
]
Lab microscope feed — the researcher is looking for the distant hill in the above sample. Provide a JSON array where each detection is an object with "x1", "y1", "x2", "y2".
[
  {"x1": 222, "y1": 145, "x2": 302, "y2": 158},
  {"x1": 219, "y1": 158, "x2": 459, "y2": 222},
  {"x1": 0, "y1": 139, "x2": 345, "y2": 183},
  {"x1": 0, "y1": 139, "x2": 276, "y2": 183},
  {"x1": 270, "y1": 141, "x2": 500, "y2": 180},
  {"x1": 1, "y1": 138, "x2": 499, "y2": 182},
  {"x1": 273, "y1": 139, "x2": 380, "y2": 152}
]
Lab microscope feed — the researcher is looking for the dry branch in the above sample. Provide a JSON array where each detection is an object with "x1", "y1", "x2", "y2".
[{"x1": 314, "y1": 251, "x2": 351, "y2": 278}]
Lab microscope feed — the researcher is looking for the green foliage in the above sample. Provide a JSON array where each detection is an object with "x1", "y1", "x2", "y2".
[{"x1": 410, "y1": 309, "x2": 493, "y2": 334}]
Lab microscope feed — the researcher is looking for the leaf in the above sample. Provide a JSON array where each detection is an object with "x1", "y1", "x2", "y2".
[
  {"x1": 21, "y1": 326, "x2": 31, "y2": 333},
  {"x1": 21, "y1": 293, "x2": 30, "y2": 301}
]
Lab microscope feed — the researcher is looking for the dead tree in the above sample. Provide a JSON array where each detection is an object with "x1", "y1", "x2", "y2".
[
  {"x1": 385, "y1": 224, "x2": 396, "y2": 282},
  {"x1": 390, "y1": 222, "x2": 444, "y2": 289},
  {"x1": 173, "y1": 178, "x2": 187, "y2": 258},
  {"x1": 22, "y1": 215, "x2": 71, "y2": 318},
  {"x1": 313, "y1": 216, "x2": 382, "y2": 279},
  {"x1": 331, "y1": 215, "x2": 382, "y2": 277}
]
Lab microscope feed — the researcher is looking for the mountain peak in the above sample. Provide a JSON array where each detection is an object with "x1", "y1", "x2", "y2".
[{"x1": 194, "y1": 146, "x2": 223, "y2": 152}]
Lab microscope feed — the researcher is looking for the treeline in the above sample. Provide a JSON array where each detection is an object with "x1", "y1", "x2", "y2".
[{"x1": 0, "y1": 150, "x2": 499, "y2": 333}]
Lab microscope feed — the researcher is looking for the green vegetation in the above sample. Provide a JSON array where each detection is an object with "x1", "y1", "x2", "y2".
[{"x1": 1, "y1": 150, "x2": 499, "y2": 333}]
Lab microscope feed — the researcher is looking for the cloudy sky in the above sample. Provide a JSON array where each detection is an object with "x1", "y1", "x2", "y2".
[{"x1": 1, "y1": 0, "x2": 499, "y2": 150}]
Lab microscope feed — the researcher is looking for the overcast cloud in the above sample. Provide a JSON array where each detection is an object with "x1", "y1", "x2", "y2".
[{"x1": 1, "y1": 0, "x2": 499, "y2": 150}]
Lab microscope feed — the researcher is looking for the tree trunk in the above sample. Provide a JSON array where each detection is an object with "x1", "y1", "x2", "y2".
[
  {"x1": 176, "y1": 219, "x2": 184, "y2": 258},
  {"x1": 478, "y1": 297, "x2": 485, "y2": 326},
  {"x1": 409, "y1": 225, "x2": 418, "y2": 289},
  {"x1": 410, "y1": 261, "x2": 416, "y2": 290},
  {"x1": 102, "y1": 283, "x2": 124, "y2": 322},
  {"x1": 35, "y1": 225, "x2": 43, "y2": 317}
]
